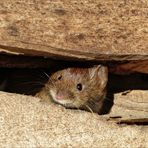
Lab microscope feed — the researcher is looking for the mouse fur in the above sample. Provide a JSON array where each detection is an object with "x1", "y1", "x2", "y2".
[{"x1": 36, "y1": 65, "x2": 108, "y2": 114}]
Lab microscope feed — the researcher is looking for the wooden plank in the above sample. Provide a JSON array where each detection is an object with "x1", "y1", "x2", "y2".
[
  {"x1": 107, "y1": 90, "x2": 148, "y2": 124},
  {"x1": 0, "y1": 0, "x2": 148, "y2": 61},
  {"x1": 109, "y1": 60, "x2": 148, "y2": 74}
]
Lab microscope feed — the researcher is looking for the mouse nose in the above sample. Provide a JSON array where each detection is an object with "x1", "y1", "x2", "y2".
[{"x1": 56, "y1": 95, "x2": 64, "y2": 100}]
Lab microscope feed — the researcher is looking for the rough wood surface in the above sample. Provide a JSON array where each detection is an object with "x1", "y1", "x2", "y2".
[
  {"x1": 108, "y1": 90, "x2": 148, "y2": 124},
  {"x1": 0, "y1": 91, "x2": 147, "y2": 147},
  {"x1": 109, "y1": 60, "x2": 148, "y2": 74},
  {"x1": 0, "y1": 0, "x2": 148, "y2": 61}
]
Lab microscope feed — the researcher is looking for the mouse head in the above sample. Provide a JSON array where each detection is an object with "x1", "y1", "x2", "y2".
[{"x1": 46, "y1": 65, "x2": 108, "y2": 113}]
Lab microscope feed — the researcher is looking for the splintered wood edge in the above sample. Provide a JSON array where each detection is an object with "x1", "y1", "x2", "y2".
[{"x1": 108, "y1": 116, "x2": 148, "y2": 125}]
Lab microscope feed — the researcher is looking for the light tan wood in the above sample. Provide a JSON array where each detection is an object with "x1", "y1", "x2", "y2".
[{"x1": 107, "y1": 90, "x2": 148, "y2": 124}]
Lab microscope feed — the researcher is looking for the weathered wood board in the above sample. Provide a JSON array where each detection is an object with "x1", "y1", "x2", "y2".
[
  {"x1": 0, "y1": 0, "x2": 148, "y2": 61},
  {"x1": 107, "y1": 90, "x2": 148, "y2": 124},
  {"x1": 0, "y1": 91, "x2": 147, "y2": 147}
]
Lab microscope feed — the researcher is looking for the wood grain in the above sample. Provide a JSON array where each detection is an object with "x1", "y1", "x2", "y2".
[
  {"x1": 108, "y1": 90, "x2": 148, "y2": 124},
  {"x1": 0, "y1": 0, "x2": 147, "y2": 61}
]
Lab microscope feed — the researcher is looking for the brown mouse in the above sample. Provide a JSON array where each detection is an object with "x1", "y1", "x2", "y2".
[{"x1": 36, "y1": 65, "x2": 108, "y2": 114}]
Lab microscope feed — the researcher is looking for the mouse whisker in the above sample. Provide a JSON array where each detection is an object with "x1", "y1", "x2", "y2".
[
  {"x1": 87, "y1": 96, "x2": 97, "y2": 104},
  {"x1": 89, "y1": 95, "x2": 107, "y2": 104},
  {"x1": 38, "y1": 70, "x2": 50, "y2": 79},
  {"x1": 43, "y1": 71, "x2": 50, "y2": 79},
  {"x1": 47, "y1": 78, "x2": 56, "y2": 88},
  {"x1": 84, "y1": 104, "x2": 95, "y2": 116},
  {"x1": 85, "y1": 104, "x2": 93, "y2": 113},
  {"x1": 40, "y1": 71, "x2": 55, "y2": 87},
  {"x1": 32, "y1": 69, "x2": 49, "y2": 80}
]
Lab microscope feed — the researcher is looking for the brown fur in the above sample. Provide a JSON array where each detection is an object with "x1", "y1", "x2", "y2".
[{"x1": 36, "y1": 65, "x2": 108, "y2": 114}]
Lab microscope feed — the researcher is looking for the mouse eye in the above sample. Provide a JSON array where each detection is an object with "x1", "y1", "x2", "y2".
[
  {"x1": 57, "y1": 75, "x2": 62, "y2": 80},
  {"x1": 77, "y1": 83, "x2": 82, "y2": 91}
]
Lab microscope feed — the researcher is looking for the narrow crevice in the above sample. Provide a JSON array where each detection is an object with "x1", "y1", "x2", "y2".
[{"x1": 0, "y1": 68, "x2": 148, "y2": 120}]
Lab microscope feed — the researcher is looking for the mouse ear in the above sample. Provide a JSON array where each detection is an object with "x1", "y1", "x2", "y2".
[{"x1": 89, "y1": 65, "x2": 108, "y2": 87}]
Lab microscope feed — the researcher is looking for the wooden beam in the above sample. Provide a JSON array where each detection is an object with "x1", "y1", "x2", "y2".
[{"x1": 0, "y1": 0, "x2": 147, "y2": 61}]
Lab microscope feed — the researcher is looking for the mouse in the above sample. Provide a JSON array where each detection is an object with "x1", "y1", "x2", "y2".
[{"x1": 36, "y1": 65, "x2": 108, "y2": 114}]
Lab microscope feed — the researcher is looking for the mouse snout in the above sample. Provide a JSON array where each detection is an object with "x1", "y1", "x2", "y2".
[
  {"x1": 56, "y1": 94, "x2": 64, "y2": 100},
  {"x1": 56, "y1": 91, "x2": 65, "y2": 100},
  {"x1": 55, "y1": 90, "x2": 74, "y2": 101}
]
